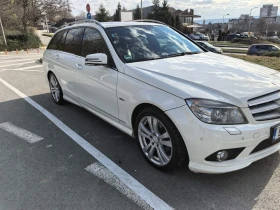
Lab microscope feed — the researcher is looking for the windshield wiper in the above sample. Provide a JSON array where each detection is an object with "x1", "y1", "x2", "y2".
[{"x1": 165, "y1": 52, "x2": 200, "y2": 58}]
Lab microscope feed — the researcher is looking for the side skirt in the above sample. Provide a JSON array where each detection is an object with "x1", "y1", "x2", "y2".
[{"x1": 63, "y1": 92, "x2": 134, "y2": 137}]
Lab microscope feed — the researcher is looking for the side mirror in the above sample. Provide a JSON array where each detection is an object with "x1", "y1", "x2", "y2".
[{"x1": 85, "y1": 53, "x2": 108, "y2": 66}]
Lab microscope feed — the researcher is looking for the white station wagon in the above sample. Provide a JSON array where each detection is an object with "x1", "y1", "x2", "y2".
[{"x1": 43, "y1": 20, "x2": 280, "y2": 173}]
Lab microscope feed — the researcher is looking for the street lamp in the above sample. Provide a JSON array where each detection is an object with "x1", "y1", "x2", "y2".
[
  {"x1": 223, "y1": 14, "x2": 229, "y2": 24},
  {"x1": 223, "y1": 14, "x2": 229, "y2": 31},
  {"x1": 248, "y1": 7, "x2": 258, "y2": 35}
]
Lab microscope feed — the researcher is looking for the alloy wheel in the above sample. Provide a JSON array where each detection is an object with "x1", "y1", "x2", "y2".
[
  {"x1": 49, "y1": 75, "x2": 60, "y2": 103},
  {"x1": 138, "y1": 116, "x2": 173, "y2": 166}
]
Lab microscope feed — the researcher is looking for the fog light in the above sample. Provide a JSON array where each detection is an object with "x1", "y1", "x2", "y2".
[{"x1": 217, "y1": 150, "x2": 228, "y2": 162}]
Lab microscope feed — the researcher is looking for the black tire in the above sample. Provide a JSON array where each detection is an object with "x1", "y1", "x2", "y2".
[
  {"x1": 135, "y1": 107, "x2": 188, "y2": 171},
  {"x1": 48, "y1": 73, "x2": 64, "y2": 105}
]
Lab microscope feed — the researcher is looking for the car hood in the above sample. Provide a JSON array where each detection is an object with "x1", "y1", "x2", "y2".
[{"x1": 124, "y1": 52, "x2": 280, "y2": 107}]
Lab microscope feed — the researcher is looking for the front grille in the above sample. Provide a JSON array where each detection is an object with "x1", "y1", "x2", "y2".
[{"x1": 248, "y1": 90, "x2": 280, "y2": 121}]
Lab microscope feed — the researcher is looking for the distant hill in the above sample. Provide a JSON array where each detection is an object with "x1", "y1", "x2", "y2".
[{"x1": 195, "y1": 16, "x2": 259, "y2": 24}]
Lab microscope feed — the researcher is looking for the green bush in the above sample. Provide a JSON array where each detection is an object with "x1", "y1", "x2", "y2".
[
  {"x1": 263, "y1": 51, "x2": 280, "y2": 57},
  {"x1": 267, "y1": 38, "x2": 280, "y2": 45},
  {"x1": 231, "y1": 38, "x2": 255, "y2": 45},
  {"x1": 0, "y1": 30, "x2": 41, "y2": 51}
]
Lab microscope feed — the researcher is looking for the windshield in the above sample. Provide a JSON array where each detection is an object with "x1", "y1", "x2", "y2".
[
  {"x1": 106, "y1": 25, "x2": 203, "y2": 63},
  {"x1": 203, "y1": 42, "x2": 214, "y2": 47}
]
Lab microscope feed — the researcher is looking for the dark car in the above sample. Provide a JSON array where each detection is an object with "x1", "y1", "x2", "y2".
[
  {"x1": 226, "y1": 33, "x2": 241, "y2": 41},
  {"x1": 185, "y1": 34, "x2": 197, "y2": 40},
  {"x1": 247, "y1": 44, "x2": 280, "y2": 56},
  {"x1": 49, "y1": 27, "x2": 58, "y2": 33},
  {"x1": 196, "y1": 41, "x2": 223, "y2": 54}
]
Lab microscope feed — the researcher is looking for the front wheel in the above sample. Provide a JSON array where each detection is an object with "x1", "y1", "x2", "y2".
[{"x1": 135, "y1": 107, "x2": 188, "y2": 171}]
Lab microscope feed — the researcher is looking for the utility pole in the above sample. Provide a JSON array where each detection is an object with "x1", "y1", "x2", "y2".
[
  {"x1": 45, "y1": 15, "x2": 49, "y2": 33},
  {"x1": 141, "y1": 0, "x2": 143, "y2": 19},
  {"x1": 248, "y1": 7, "x2": 257, "y2": 36},
  {"x1": 0, "y1": 17, "x2": 7, "y2": 46}
]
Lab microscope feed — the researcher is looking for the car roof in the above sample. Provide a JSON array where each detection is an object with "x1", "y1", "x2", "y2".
[
  {"x1": 252, "y1": 44, "x2": 276, "y2": 46},
  {"x1": 59, "y1": 21, "x2": 162, "y2": 31},
  {"x1": 101, "y1": 21, "x2": 161, "y2": 28}
]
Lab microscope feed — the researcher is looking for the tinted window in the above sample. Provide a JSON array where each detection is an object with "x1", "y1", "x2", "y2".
[
  {"x1": 64, "y1": 28, "x2": 85, "y2": 56},
  {"x1": 256, "y1": 45, "x2": 268, "y2": 50},
  {"x1": 106, "y1": 25, "x2": 202, "y2": 63},
  {"x1": 81, "y1": 28, "x2": 115, "y2": 67},
  {"x1": 57, "y1": 30, "x2": 68, "y2": 51},
  {"x1": 47, "y1": 31, "x2": 64, "y2": 50}
]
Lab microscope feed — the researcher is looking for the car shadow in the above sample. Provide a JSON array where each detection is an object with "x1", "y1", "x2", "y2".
[{"x1": 1, "y1": 93, "x2": 279, "y2": 210}]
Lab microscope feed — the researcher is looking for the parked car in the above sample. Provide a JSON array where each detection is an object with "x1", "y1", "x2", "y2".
[
  {"x1": 44, "y1": 20, "x2": 280, "y2": 173},
  {"x1": 226, "y1": 33, "x2": 241, "y2": 41},
  {"x1": 49, "y1": 27, "x2": 58, "y2": 33},
  {"x1": 196, "y1": 41, "x2": 223, "y2": 54},
  {"x1": 247, "y1": 44, "x2": 280, "y2": 56},
  {"x1": 194, "y1": 33, "x2": 209, "y2": 41},
  {"x1": 185, "y1": 34, "x2": 197, "y2": 40},
  {"x1": 269, "y1": 36, "x2": 280, "y2": 40}
]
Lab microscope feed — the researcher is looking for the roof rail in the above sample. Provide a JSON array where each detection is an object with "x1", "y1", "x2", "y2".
[
  {"x1": 128, "y1": 19, "x2": 166, "y2": 25},
  {"x1": 59, "y1": 19, "x2": 103, "y2": 29}
]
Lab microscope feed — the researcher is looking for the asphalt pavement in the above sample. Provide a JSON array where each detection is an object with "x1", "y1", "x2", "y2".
[
  {"x1": 36, "y1": 30, "x2": 52, "y2": 46},
  {"x1": 0, "y1": 52, "x2": 280, "y2": 210}
]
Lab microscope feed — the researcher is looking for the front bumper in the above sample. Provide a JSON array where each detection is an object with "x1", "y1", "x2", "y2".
[{"x1": 165, "y1": 105, "x2": 280, "y2": 174}]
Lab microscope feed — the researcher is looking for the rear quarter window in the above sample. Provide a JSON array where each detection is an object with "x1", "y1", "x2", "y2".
[{"x1": 47, "y1": 31, "x2": 64, "y2": 50}]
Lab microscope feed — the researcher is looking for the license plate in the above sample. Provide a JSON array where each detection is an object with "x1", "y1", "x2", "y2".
[{"x1": 272, "y1": 125, "x2": 280, "y2": 143}]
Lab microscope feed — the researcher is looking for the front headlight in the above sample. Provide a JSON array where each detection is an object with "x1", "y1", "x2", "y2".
[{"x1": 186, "y1": 99, "x2": 248, "y2": 125}]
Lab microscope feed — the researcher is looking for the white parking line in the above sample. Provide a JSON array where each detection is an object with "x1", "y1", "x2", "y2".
[
  {"x1": 85, "y1": 162, "x2": 153, "y2": 210},
  {"x1": 0, "y1": 59, "x2": 33, "y2": 64},
  {"x1": 0, "y1": 61, "x2": 36, "y2": 68},
  {"x1": 0, "y1": 65, "x2": 43, "y2": 73},
  {"x1": 0, "y1": 122, "x2": 44, "y2": 143},
  {"x1": 0, "y1": 77, "x2": 174, "y2": 210}
]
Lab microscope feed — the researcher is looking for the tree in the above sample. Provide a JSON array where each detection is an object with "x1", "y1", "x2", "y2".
[
  {"x1": 257, "y1": 18, "x2": 266, "y2": 35},
  {"x1": 134, "y1": 4, "x2": 141, "y2": 20},
  {"x1": 113, "y1": 2, "x2": 121, "y2": 21},
  {"x1": 95, "y1": 4, "x2": 110, "y2": 22},
  {"x1": 174, "y1": 15, "x2": 181, "y2": 30},
  {"x1": 160, "y1": 0, "x2": 172, "y2": 25},
  {"x1": 76, "y1": 11, "x2": 86, "y2": 19},
  {"x1": 147, "y1": 0, "x2": 160, "y2": 20}
]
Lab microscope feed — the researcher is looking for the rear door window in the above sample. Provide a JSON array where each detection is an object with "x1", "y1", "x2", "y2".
[
  {"x1": 64, "y1": 28, "x2": 85, "y2": 56},
  {"x1": 47, "y1": 31, "x2": 64, "y2": 50},
  {"x1": 57, "y1": 30, "x2": 68, "y2": 51},
  {"x1": 256, "y1": 45, "x2": 267, "y2": 50}
]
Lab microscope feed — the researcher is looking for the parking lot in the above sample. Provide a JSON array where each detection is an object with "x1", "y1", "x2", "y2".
[{"x1": 1, "y1": 52, "x2": 280, "y2": 210}]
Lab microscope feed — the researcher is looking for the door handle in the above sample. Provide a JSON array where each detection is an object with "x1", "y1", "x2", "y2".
[
  {"x1": 55, "y1": 55, "x2": 59, "y2": 59},
  {"x1": 76, "y1": 63, "x2": 83, "y2": 70}
]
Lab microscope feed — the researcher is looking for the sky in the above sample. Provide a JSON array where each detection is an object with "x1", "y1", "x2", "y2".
[{"x1": 70, "y1": 0, "x2": 280, "y2": 20}]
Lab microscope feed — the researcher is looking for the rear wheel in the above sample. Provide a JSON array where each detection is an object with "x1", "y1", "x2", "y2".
[
  {"x1": 135, "y1": 107, "x2": 188, "y2": 171},
  {"x1": 49, "y1": 73, "x2": 64, "y2": 105}
]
